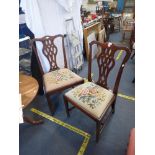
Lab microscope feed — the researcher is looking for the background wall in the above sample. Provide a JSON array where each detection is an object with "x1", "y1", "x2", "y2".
[
  {"x1": 82, "y1": 0, "x2": 96, "y2": 12},
  {"x1": 82, "y1": 0, "x2": 115, "y2": 12}
]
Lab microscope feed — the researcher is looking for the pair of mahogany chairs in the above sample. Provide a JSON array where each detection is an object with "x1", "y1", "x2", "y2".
[{"x1": 32, "y1": 35, "x2": 131, "y2": 142}]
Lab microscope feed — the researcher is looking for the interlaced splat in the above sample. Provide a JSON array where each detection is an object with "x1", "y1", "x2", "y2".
[
  {"x1": 96, "y1": 48, "x2": 115, "y2": 88},
  {"x1": 42, "y1": 37, "x2": 59, "y2": 71}
]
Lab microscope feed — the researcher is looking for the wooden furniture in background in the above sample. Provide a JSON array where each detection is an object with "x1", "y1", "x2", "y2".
[
  {"x1": 32, "y1": 35, "x2": 84, "y2": 115},
  {"x1": 102, "y1": 16, "x2": 114, "y2": 41},
  {"x1": 19, "y1": 74, "x2": 43, "y2": 124},
  {"x1": 63, "y1": 41, "x2": 131, "y2": 142},
  {"x1": 122, "y1": 13, "x2": 135, "y2": 40},
  {"x1": 83, "y1": 22, "x2": 101, "y2": 60},
  {"x1": 112, "y1": 16, "x2": 121, "y2": 32}
]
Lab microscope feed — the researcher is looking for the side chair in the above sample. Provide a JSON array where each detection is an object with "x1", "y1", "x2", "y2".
[
  {"x1": 32, "y1": 35, "x2": 84, "y2": 115},
  {"x1": 63, "y1": 41, "x2": 131, "y2": 142}
]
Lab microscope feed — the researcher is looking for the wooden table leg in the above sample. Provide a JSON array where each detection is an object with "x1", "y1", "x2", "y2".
[{"x1": 23, "y1": 116, "x2": 43, "y2": 125}]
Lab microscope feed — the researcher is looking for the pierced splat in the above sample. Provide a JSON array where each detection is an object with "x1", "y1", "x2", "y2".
[
  {"x1": 32, "y1": 35, "x2": 68, "y2": 75},
  {"x1": 88, "y1": 41, "x2": 131, "y2": 95},
  {"x1": 96, "y1": 47, "x2": 115, "y2": 88},
  {"x1": 42, "y1": 37, "x2": 59, "y2": 71}
]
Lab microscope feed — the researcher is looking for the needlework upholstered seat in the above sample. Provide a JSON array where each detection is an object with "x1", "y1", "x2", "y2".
[
  {"x1": 43, "y1": 68, "x2": 83, "y2": 93},
  {"x1": 65, "y1": 82, "x2": 115, "y2": 119}
]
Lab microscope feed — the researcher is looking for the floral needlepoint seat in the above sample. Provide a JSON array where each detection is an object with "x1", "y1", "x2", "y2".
[
  {"x1": 65, "y1": 82, "x2": 115, "y2": 119},
  {"x1": 43, "y1": 68, "x2": 83, "y2": 93}
]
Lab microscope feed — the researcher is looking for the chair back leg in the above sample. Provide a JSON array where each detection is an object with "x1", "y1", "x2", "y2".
[
  {"x1": 64, "y1": 96, "x2": 70, "y2": 117},
  {"x1": 46, "y1": 94, "x2": 55, "y2": 115}
]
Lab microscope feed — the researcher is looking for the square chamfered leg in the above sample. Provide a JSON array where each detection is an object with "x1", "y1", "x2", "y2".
[
  {"x1": 112, "y1": 100, "x2": 116, "y2": 114},
  {"x1": 96, "y1": 121, "x2": 101, "y2": 143},
  {"x1": 46, "y1": 94, "x2": 55, "y2": 115},
  {"x1": 64, "y1": 95, "x2": 70, "y2": 117}
]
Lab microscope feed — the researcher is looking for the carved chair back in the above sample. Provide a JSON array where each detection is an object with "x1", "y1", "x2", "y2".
[
  {"x1": 32, "y1": 35, "x2": 67, "y2": 76},
  {"x1": 88, "y1": 41, "x2": 131, "y2": 95}
]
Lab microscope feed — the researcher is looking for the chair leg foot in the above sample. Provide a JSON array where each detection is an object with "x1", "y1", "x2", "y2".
[
  {"x1": 23, "y1": 116, "x2": 44, "y2": 125},
  {"x1": 46, "y1": 94, "x2": 55, "y2": 115},
  {"x1": 64, "y1": 96, "x2": 70, "y2": 117},
  {"x1": 96, "y1": 121, "x2": 101, "y2": 143}
]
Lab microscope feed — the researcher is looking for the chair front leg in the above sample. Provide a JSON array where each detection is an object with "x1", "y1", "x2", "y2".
[
  {"x1": 63, "y1": 96, "x2": 70, "y2": 117},
  {"x1": 96, "y1": 121, "x2": 101, "y2": 142},
  {"x1": 112, "y1": 100, "x2": 116, "y2": 114},
  {"x1": 46, "y1": 94, "x2": 55, "y2": 115}
]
